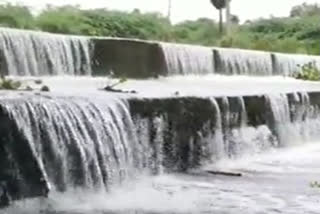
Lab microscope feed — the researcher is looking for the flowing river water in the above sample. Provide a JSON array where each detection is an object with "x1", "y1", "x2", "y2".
[{"x1": 0, "y1": 28, "x2": 319, "y2": 213}]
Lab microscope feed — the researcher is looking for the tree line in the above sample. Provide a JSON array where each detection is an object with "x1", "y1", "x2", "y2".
[{"x1": 0, "y1": 2, "x2": 319, "y2": 55}]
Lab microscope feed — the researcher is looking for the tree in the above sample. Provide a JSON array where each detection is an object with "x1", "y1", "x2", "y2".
[
  {"x1": 210, "y1": 0, "x2": 226, "y2": 33},
  {"x1": 290, "y1": 3, "x2": 320, "y2": 17},
  {"x1": 210, "y1": 0, "x2": 231, "y2": 34},
  {"x1": 230, "y1": 14, "x2": 239, "y2": 25},
  {"x1": 167, "y1": 0, "x2": 172, "y2": 22},
  {"x1": 0, "y1": 4, "x2": 34, "y2": 29}
]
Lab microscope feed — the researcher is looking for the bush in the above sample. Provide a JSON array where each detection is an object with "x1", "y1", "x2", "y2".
[
  {"x1": 36, "y1": 5, "x2": 94, "y2": 35},
  {"x1": 0, "y1": 77, "x2": 21, "y2": 90},
  {"x1": 172, "y1": 18, "x2": 220, "y2": 45},
  {"x1": 83, "y1": 9, "x2": 171, "y2": 39},
  {"x1": 294, "y1": 62, "x2": 320, "y2": 81},
  {"x1": 0, "y1": 4, "x2": 34, "y2": 29},
  {"x1": 310, "y1": 181, "x2": 320, "y2": 188}
]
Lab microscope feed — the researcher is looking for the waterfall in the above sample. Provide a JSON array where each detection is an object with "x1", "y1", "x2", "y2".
[
  {"x1": 0, "y1": 28, "x2": 320, "y2": 77},
  {"x1": 160, "y1": 42, "x2": 320, "y2": 77},
  {"x1": 209, "y1": 98, "x2": 224, "y2": 160},
  {"x1": 1, "y1": 92, "x2": 320, "y2": 200},
  {"x1": 160, "y1": 42, "x2": 214, "y2": 75},
  {"x1": 205, "y1": 93, "x2": 320, "y2": 160},
  {"x1": 267, "y1": 92, "x2": 320, "y2": 146},
  {"x1": 0, "y1": 95, "x2": 140, "y2": 195},
  {"x1": 0, "y1": 28, "x2": 92, "y2": 76},
  {"x1": 273, "y1": 53, "x2": 320, "y2": 76},
  {"x1": 214, "y1": 48, "x2": 273, "y2": 75},
  {"x1": 208, "y1": 96, "x2": 276, "y2": 159}
]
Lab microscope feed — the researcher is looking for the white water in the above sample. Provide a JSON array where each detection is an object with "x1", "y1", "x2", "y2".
[
  {"x1": 0, "y1": 28, "x2": 92, "y2": 76},
  {"x1": 10, "y1": 75, "x2": 320, "y2": 98},
  {"x1": 0, "y1": 28, "x2": 319, "y2": 78},
  {"x1": 4, "y1": 143, "x2": 320, "y2": 214},
  {"x1": 1, "y1": 81, "x2": 320, "y2": 213},
  {"x1": 1, "y1": 29, "x2": 320, "y2": 214},
  {"x1": 161, "y1": 42, "x2": 320, "y2": 77},
  {"x1": 273, "y1": 53, "x2": 320, "y2": 76},
  {"x1": 214, "y1": 47, "x2": 273, "y2": 75},
  {"x1": 160, "y1": 42, "x2": 214, "y2": 75},
  {"x1": 0, "y1": 95, "x2": 142, "y2": 193}
]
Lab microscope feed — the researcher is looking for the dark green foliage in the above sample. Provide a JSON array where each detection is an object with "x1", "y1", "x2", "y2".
[
  {"x1": 229, "y1": 14, "x2": 320, "y2": 54},
  {"x1": 0, "y1": 4, "x2": 34, "y2": 29},
  {"x1": 290, "y1": 3, "x2": 320, "y2": 17},
  {"x1": 172, "y1": 18, "x2": 220, "y2": 45},
  {"x1": 210, "y1": 0, "x2": 227, "y2": 10},
  {"x1": 36, "y1": 5, "x2": 94, "y2": 35},
  {"x1": 83, "y1": 9, "x2": 171, "y2": 40},
  {"x1": 0, "y1": 3, "x2": 318, "y2": 55}
]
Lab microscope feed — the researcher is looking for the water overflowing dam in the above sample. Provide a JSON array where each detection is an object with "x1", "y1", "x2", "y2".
[
  {"x1": 0, "y1": 28, "x2": 92, "y2": 76},
  {"x1": 0, "y1": 28, "x2": 320, "y2": 213},
  {"x1": 0, "y1": 27, "x2": 320, "y2": 77}
]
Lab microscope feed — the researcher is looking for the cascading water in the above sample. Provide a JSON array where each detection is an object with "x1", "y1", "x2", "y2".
[
  {"x1": 160, "y1": 42, "x2": 214, "y2": 75},
  {"x1": 1, "y1": 92, "x2": 319, "y2": 192},
  {"x1": 214, "y1": 48, "x2": 273, "y2": 75},
  {"x1": 267, "y1": 92, "x2": 320, "y2": 146},
  {"x1": 272, "y1": 53, "x2": 320, "y2": 76},
  {"x1": 207, "y1": 96, "x2": 276, "y2": 160},
  {"x1": 0, "y1": 95, "x2": 141, "y2": 198},
  {"x1": 2, "y1": 29, "x2": 320, "y2": 213},
  {"x1": 0, "y1": 28, "x2": 92, "y2": 76},
  {"x1": 160, "y1": 42, "x2": 320, "y2": 77},
  {"x1": 267, "y1": 93, "x2": 292, "y2": 145}
]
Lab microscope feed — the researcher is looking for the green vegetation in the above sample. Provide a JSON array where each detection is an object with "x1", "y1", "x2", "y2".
[
  {"x1": 0, "y1": 3, "x2": 319, "y2": 54},
  {"x1": 36, "y1": 6, "x2": 171, "y2": 40},
  {"x1": 0, "y1": 77, "x2": 21, "y2": 90},
  {"x1": 0, "y1": 3, "x2": 34, "y2": 29},
  {"x1": 294, "y1": 62, "x2": 320, "y2": 81},
  {"x1": 310, "y1": 181, "x2": 320, "y2": 188}
]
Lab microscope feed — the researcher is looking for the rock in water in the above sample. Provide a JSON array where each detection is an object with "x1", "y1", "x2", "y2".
[{"x1": 40, "y1": 85, "x2": 50, "y2": 92}]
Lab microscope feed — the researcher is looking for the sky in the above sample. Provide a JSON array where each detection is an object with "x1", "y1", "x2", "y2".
[{"x1": 7, "y1": 0, "x2": 320, "y2": 23}]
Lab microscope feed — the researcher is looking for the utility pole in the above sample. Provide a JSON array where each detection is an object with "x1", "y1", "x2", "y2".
[
  {"x1": 167, "y1": 0, "x2": 172, "y2": 22},
  {"x1": 219, "y1": 8, "x2": 223, "y2": 34},
  {"x1": 225, "y1": 0, "x2": 231, "y2": 36}
]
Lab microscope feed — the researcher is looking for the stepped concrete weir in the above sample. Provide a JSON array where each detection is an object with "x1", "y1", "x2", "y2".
[
  {"x1": 0, "y1": 28, "x2": 92, "y2": 76},
  {"x1": 0, "y1": 28, "x2": 320, "y2": 78},
  {"x1": 1, "y1": 90, "x2": 320, "y2": 202},
  {"x1": 0, "y1": 28, "x2": 320, "y2": 213}
]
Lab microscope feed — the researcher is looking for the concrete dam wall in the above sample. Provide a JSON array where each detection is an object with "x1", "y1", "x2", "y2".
[
  {"x1": 0, "y1": 28, "x2": 320, "y2": 77},
  {"x1": 1, "y1": 91, "x2": 320, "y2": 200},
  {"x1": 92, "y1": 39, "x2": 320, "y2": 77},
  {"x1": 0, "y1": 28, "x2": 320, "y2": 208}
]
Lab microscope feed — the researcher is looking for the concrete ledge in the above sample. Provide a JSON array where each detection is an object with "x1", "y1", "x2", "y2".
[
  {"x1": 128, "y1": 91, "x2": 319, "y2": 171},
  {"x1": 91, "y1": 38, "x2": 167, "y2": 78},
  {"x1": 91, "y1": 37, "x2": 320, "y2": 78}
]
